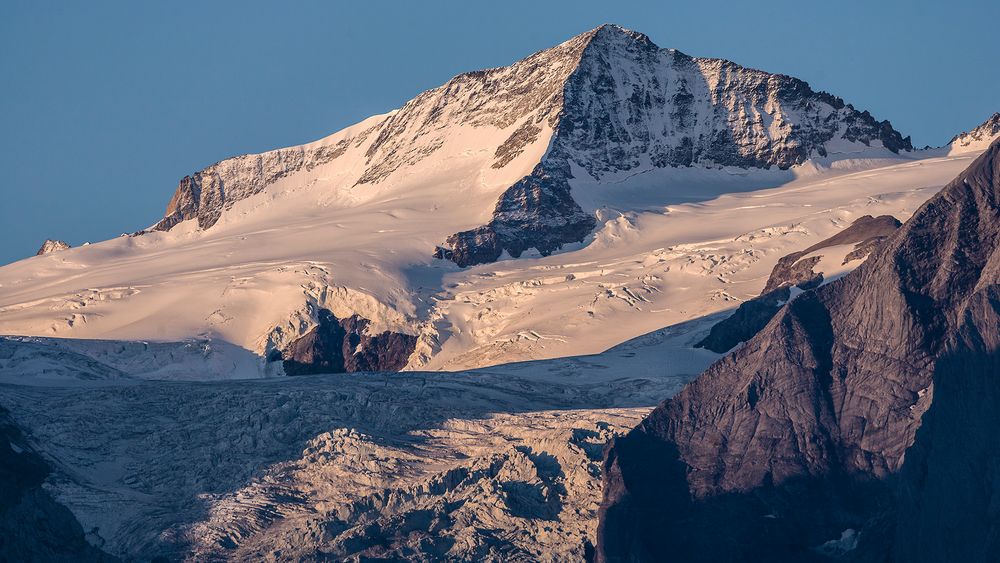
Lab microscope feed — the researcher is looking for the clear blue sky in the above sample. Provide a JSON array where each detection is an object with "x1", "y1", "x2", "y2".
[{"x1": 2, "y1": 0, "x2": 997, "y2": 265}]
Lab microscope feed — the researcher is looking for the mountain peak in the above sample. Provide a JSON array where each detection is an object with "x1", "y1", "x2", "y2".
[
  {"x1": 950, "y1": 111, "x2": 1000, "y2": 153},
  {"x1": 586, "y1": 23, "x2": 655, "y2": 47},
  {"x1": 145, "y1": 24, "x2": 913, "y2": 270},
  {"x1": 35, "y1": 239, "x2": 70, "y2": 256}
]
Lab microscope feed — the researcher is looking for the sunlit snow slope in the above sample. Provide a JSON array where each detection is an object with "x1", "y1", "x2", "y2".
[{"x1": 948, "y1": 112, "x2": 1000, "y2": 154}]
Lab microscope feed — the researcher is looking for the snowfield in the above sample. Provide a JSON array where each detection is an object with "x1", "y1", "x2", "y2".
[
  {"x1": 0, "y1": 152, "x2": 976, "y2": 374},
  {"x1": 0, "y1": 25, "x2": 962, "y2": 376}
]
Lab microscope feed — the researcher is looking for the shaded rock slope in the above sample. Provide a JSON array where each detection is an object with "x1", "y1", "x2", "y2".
[
  {"x1": 697, "y1": 214, "x2": 900, "y2": 353},
  {"x1": 597, "y1": 138, "x2": 1000, "y2": 562},
  {"x1": 0, "y1": 406, "x2": 119, "y2": 562},
  {"x1": 274, "y1": 309, "x2": 418, "y2": 375}
]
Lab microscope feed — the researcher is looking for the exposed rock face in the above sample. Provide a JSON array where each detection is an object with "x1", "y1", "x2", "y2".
[
  {"x1": 556, "y1": 28, "x2": 910, "y2": 176},
  {"x1": 0, "y1": 406, "x2": 118, "y2": 562},
  {"x1": 867, "y1": 291, "x2": 1000, "y2": 562},
  {"x1": 949, "y1": 111, "x2": 1000, "y2": 154},
  {"x1": 697, "y1": 215, "x2": 901, "y2": 353},
  {"x1": 434, "y1": 163, "x2": 596, "y2": 266},
  {"x1": 35, "y1": 239, "x2": 71, "y2": 255},
  {"x1": 152, "y1": 141, "x2": 354, "y2": 231},
  {"x1": 762, "y1": 214, "x2": 901, "y2": 294},
  {"x1": 694, "y1": 286, "x2": 792, "y2": 354},
  {"x1": 439, "y1": 26, "x2": 911, "y2": 266},
  {"x1": 597, "y1": 139, "x2": 1000, "y2": 561},
  {"x1": 277, "y1": 309, "x2": 417, "y2": 375},
  {"x1": 146, "y1": 25, "x2": 910, "y2": 267}
]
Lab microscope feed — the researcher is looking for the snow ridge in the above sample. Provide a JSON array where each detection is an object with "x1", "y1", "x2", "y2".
[
  {"x1": 437, "y1": 24, "x2": 913, "y2": 266},
  {"x1": 949, "y1": 112, "x2": 1000, "y2": 154},
  {"x1": 149, "y1": 30, "x2": 596, "y2": 233}
]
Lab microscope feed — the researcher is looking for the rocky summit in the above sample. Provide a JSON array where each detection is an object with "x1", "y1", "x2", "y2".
[
  {"x1": 148, "y1": 24, "x2": 911, "y2": 267},
  {"x1": 35, "y1": 239, "x2": 70, "y2": 256}
]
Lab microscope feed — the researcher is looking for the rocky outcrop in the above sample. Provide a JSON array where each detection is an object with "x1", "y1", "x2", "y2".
[
  {"x1": 35, "y1": 239, "x2": 70, "y2": 256},
  {"x1": 275, "y1": 309, "x2": 417, "y2": 375},
  {"x1": 949, "y1": 111, "x2": 1000, "y2": 154},
  {"x1": 694, "y1": 286, "x2": 792, "y2": 354},
  {"x1": 434, "y1": 163, "x2": 596, "y2": 266},
  {"x1": 0, "y1": 406, "x2": 118, "y2": 562},
  {"x1": 151, "y1": 141, "x2": 353, "y2": 231},
  {"x1": 697, "y1": 215, "x2": 901, "y2": 353},
  {"x1": 597, "y1": 139, "x2": 1000, "y2": 561},
  {"x1": 762, "y1": 214, "x2": 901, "y2": 293}
]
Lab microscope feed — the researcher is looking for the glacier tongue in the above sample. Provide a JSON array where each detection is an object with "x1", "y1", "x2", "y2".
[{"x1": 0, "y1": 316, "x2": 717, "y2": 561}]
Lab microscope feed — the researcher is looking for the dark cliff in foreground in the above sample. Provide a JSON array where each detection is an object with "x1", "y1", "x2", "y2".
[
  {"x1": 597, "y1": 138, "x2": 1000, "y2": 562},
  {"x1": 0, "y1": 407, "x2": 119, "y2": 562}
]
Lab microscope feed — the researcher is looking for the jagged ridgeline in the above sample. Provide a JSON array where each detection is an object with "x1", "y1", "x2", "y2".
[{"x1": 148, "y1": 25, "x2": 910, "y2": 267}]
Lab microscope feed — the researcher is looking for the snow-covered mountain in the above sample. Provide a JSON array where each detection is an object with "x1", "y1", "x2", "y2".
[
  {"x1": 150, "y1": 24, "x2": 912, "y2": 267},
  {"x1": 0, "y1": 24, "x2": 932, "y2": 378},
  {"x1": 0, "y1": 23, "x2": 995, "y2": 563}
]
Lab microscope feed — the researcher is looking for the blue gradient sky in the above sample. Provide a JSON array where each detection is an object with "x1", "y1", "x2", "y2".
[{"x1": 1, "y1": 0, "x2": 997, "y2": 265}]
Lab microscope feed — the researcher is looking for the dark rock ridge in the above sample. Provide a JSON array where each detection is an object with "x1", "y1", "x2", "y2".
[
  {"x1": 0, "y1": 406, "x2": 119, "y2": 562},
  {"x1": 597, "y1": 138, "x2": 1000, "y2": 561},
  {"x1": 434, "y1": 162, "x2": 596, "y2": 266},
  {"x1": 275, "y1": 309, "x2": 417, "y2": 375},
  {"x1": 35, "y1": 239, "x2": 71, "y2": 256},
  {"x1": 438, "y1": 25, "x2": 911, "y2": 266},
  {"x1": 697, "y1": 215, "x2": 901, "y2": 353},
  {"x1": 694, "y1": 286, "x2": 794, "y2": 355}
]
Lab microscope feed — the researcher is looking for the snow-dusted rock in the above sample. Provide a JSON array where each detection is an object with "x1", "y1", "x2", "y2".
[
  {"x1": 948, "y1": 111, "x2": 1000, "y2": 154},
  {"x1": 35, "y1": 239, "x2": 70, "y2": 256}
]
